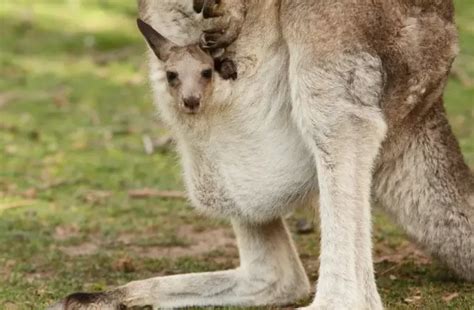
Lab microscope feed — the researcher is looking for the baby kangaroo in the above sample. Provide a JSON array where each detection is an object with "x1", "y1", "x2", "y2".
[{"x1": 137, "y1": 18, "x2": 236, "y2": 114}]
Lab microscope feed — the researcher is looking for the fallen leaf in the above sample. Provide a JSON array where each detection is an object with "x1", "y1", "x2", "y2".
[
  {"x1": 404, "y1": 295, "x2": 422, "y2": 304},
  {"x1": 82, "y1": 190, "x2": 112, "y2": 204},
  {"x1": 113, "y1": 257, "x2": 136, "y2": 273},
  {"x1": 54, "y1": 224, "x2": 80, "y2": 241},
  {"x1": 404, "y1": 288, "x2": 422, "y2": 304},
  {"x1": 22, "y1": 188, "x2": 37, "y2": 199},
  {"x1": 442, "y1": 292, "x2": 459, "y2": 303}
]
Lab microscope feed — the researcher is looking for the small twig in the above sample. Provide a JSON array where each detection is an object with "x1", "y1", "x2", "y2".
[
  {"x1": 378, "y1": 263, "x2": 401, "y2": 276},
  {"x1": 36, "y1": 178, "x2": 82, "y2": 191},
  {"x1": 442, "y1": 292, "x2": 459, "y2": 303},
  {"x1": 142, "y1": 135, "x2": 154, "y2": 155},
  {"x1": 128, "y1": 188, "x2": 186, "y2": 200},
  {"x1": 0, "y1": 200, "x2": 36, "y2": 211}
]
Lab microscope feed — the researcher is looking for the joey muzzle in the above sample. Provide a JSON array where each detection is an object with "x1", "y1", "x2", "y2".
[{"x1": 182, "y1": 96, "x2": 201, "y2": 112}]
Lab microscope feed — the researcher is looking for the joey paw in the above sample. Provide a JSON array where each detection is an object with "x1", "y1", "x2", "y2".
[
  {"x1": 193, "y1": 0, "x2": 223, "y2": 18},
  {"x1": 216, "y1": 58, "x2": 238, "y2": 80}
]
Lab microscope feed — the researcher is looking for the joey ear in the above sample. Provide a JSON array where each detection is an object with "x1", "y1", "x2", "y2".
[{"x1": 136, "y1": 18, "x2": 174, "y2": 61}]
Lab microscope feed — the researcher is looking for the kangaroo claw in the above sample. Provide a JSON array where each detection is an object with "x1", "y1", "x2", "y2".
[{"x1": 200, "y1": 30, "x2": 228, "y2": 49}]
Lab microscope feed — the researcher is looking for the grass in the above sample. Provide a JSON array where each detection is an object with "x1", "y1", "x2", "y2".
[{"x1": 0, "y1": 1, "x2": 473, "y2": 309}]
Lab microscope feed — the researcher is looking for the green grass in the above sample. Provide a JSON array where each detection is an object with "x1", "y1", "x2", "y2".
[{"x1": 0, "y1": 1, "x2": 473, "y2": 309}]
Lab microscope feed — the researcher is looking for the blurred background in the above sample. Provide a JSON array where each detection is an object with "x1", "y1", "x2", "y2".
[{"x1": 0, "y1": 1, "x2": 473, "y2": 309}]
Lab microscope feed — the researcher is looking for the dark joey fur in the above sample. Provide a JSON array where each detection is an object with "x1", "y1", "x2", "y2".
[{"x1": 195, "y1": 0, "x2": 246, "y2": 79}]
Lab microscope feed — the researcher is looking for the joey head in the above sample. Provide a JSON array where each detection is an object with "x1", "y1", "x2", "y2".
[{"x1": 137, "y1": 18, "x2": 236, "y2": 114}]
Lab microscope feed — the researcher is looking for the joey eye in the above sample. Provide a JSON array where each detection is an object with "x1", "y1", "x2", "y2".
[
  {"x1": 166, "y1": 71, "x2": 178, "y2": 83},
  {"x1": 201, "y1": 68, "x2": 213, "y2": 79}
]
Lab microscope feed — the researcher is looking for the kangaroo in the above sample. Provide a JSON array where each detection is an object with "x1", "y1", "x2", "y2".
[{"x1": 50, "y1": 0, "x2": 473, "y2": 309}]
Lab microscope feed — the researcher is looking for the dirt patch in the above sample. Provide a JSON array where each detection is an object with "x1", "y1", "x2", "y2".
[
  {"x1": 374, "y1": 240, "x2": 432, "y2": 277},
  {"x1": 130, "y1": 225, "x2": 237, "y2": 259},
  {"x1": 25, "y1": 270, "x2": 54, "y2": 283},
  {"x1": 53, "y1": 224, "x2": 80, "y2": 241},
  {"x1": 59, "y1": 242, "x2": 99, "y2": 256},
  {"x1": 56, "y1": 225, "x2": 237, "y2": 260},
  {"x1": 374, "y1": 240, "x2": 431, "y2": 265},
  {"x1": 3, "y1": 301, "x2": 21, "y2": 310},
  {"x1": 0, "y1": 259, "x2": 15, "y2": 282}
]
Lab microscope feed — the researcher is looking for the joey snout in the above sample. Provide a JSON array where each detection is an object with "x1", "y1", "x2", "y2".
[{"x1": 182, "y1": 96, "x2": 202, "y2": 113}]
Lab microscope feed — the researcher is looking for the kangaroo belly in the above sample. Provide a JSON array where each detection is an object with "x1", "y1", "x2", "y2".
[{"x1": 180, "y1": 121, "x2": 316, "y2": 223}]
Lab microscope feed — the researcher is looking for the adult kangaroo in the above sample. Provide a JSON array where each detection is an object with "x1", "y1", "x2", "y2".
[{"x1": 50, "y1": 0, "x2": 473, "y2": 309}]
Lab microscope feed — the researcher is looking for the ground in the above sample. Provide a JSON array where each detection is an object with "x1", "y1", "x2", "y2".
[{"x1": 0, "y1": 1, "x2": 473, "y2": 309}]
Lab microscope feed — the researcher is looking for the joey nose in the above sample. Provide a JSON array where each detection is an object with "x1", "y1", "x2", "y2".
[{"x1": 183, "y1": 96, "x2": 201, "y2": 112}]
